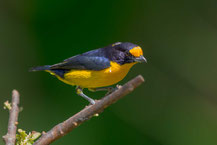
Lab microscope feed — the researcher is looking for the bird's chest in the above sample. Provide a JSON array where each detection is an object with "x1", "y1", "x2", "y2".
[
  {"x1": 89, "y1": 62, "x2": 136, "y2": 86},
  {"x1": 62, "y1": 62, "x2": 136, "y2": 88},
  {"x1": 101, "y1": 62, "x2": 135, "y2": 77}
]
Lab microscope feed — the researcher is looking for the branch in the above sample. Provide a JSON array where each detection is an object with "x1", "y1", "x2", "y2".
[
  {"x1": 34, "y1": 75, "x2": 144, "y2": 145},
  {"x1": 3, "y1": 90, "x2": 20, "y2": 145}
]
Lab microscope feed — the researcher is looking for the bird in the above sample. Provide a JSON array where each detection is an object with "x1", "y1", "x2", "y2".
[{"x1": 30, "y1": 42, "x2": 147, "y2": 105}]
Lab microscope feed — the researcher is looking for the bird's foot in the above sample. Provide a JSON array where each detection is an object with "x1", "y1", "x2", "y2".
[
  {"x1": 76, "y1": 86, "x2": 95, "y2": 105},
  {"x1": 105, "y1": 85, "x2": 122, "y2": 95}
]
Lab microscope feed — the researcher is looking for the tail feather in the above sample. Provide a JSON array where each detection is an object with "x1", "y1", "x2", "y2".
[{"x1": 29, "y1": 65, "x2": 51, "y2": 72}]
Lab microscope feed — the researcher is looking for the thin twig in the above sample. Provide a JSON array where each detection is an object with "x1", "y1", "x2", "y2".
[
  {"x1": 3, "y1": 90, "x2": 20, "y2": 145},
  {"x1": 34, "y1": 75, "x2": 144, "y2": 145}
]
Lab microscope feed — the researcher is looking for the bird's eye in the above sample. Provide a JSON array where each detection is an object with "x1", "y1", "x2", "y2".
[{"x1": 125, "y1": 52, "x2": 131, "y2": 57}]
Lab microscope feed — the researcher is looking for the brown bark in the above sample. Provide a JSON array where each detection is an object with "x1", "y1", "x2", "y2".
[
  {"x1": 34, "y1": 75, "x2": 144, "y2": 145},
  {"x1": 3, "y1": 90, "x2": 20, "y2": 145}
]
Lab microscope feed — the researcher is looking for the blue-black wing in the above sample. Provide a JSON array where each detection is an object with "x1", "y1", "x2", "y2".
[{"x1": 50, "y1": 51, "x2": 111, "y2": 71}]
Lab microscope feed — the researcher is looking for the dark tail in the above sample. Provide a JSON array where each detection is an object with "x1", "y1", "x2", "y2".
[{"x1": 29, "y1": 65, "x2": 51, "y2": 72}]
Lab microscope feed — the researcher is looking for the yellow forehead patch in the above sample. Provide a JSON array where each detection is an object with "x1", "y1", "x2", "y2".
[{"x1": 129, "y1": 46, "x2": 143, "y2": 57}]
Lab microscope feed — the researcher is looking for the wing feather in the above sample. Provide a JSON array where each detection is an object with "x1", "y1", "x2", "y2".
[{"x1": 50, "y1": 55, "x2": 110, "y2": 71}]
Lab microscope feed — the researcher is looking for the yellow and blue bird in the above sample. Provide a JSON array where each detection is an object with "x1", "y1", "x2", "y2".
[{"x1": 30, "y1": 42, "x2": 146, "y2": 104}]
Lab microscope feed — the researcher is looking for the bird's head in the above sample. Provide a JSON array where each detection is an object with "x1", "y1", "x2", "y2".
[{"x1": 112, "y1": 42, "x2": 147, "y2": 64}]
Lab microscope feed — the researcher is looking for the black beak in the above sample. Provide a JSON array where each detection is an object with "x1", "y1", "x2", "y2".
[{"x1": 134, "y1": 55, "x2": 147, "y2": 63}]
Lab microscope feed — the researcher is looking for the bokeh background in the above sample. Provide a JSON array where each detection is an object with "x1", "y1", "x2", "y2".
[{"x1": 1, "y1": 0, "x2": 217, "y2": 145}]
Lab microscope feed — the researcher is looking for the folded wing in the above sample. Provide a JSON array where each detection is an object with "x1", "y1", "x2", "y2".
[{"x1": 50, "y1": 55, "x2": 111, "y2": 71}]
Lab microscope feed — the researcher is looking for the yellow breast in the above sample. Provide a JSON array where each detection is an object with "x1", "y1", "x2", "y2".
[{"x1": 53, "y1": 61, "x2": 136, "y2": 88}]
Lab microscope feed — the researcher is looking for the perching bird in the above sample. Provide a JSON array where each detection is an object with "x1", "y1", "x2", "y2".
[{"x1": 30, "y1": 42, "x2": 147, "y2": 104}]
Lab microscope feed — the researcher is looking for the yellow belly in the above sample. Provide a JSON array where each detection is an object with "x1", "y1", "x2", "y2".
[{"x1": 52, "y1": 62, "x2": 136, "y2": 88}]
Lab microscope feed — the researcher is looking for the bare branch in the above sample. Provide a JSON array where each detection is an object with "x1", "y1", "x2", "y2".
[
  {"x1": 34, "y1": 75, "x2": 144, "y2": 145},
  {"x1": 3, "y1": 90, "x2": 20, "y2": 145}
]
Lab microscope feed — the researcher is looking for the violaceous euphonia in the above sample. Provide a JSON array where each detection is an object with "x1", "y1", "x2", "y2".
[{"x1": 30, "y1": 42, "x2": 147, "y2": 104}]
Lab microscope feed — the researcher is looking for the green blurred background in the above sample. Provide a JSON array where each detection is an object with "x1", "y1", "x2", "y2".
[{"x1": 1, "y1": 0, "x2": 217, "y2": 145}]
